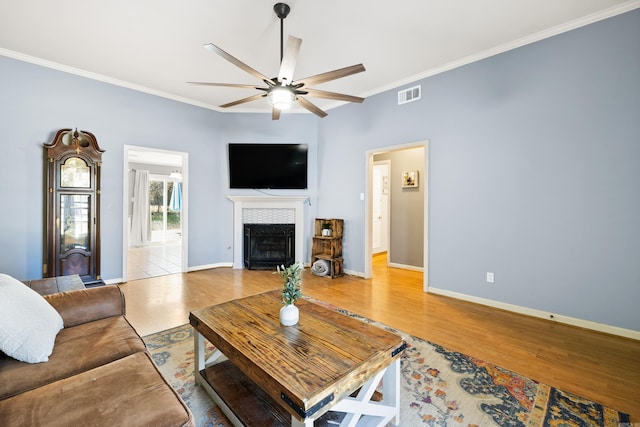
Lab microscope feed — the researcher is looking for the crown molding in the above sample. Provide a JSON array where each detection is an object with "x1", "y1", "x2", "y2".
[
  {"x1": 365, "y1": 1, "x2": 640, "y2": 97},
  {"x1": 2, "y1": 1, "x2": 638, "y2": 114}
]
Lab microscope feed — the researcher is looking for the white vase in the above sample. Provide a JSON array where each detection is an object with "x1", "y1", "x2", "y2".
[
  {"x1": 322, "y1": 228, "x2": 332, "y2": 237},
  {"x1": 280, "y1": 304, "x2": 299, "y2": 326}
]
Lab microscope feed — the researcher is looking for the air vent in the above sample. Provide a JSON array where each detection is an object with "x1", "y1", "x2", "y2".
[{"x1": 398, "y1": 85, "x2": 421, "y2": 105}]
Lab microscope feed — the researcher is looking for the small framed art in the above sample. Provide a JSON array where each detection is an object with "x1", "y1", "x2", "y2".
[{"x1": 402, "y1": 170, "x2": 419, "y2": 188}]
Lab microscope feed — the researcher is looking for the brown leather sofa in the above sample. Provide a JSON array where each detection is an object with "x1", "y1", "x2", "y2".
[{"x1": 0, "y1": 285, "x2": 194, "y2": 427}]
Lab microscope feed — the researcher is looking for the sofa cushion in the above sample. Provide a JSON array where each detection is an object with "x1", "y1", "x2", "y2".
[
  {"x1": 44, "y1": 285, "x2": 126, "y2": 328},
  {"x1": 0, "y1": 274, "x2": 64, "y2": 363},
  {"x1": 0, "y1": 351, "x2": 194, "y2": 427},
  {"x1": 0, "y1": 315, "x2": 146, "y2": 399}
]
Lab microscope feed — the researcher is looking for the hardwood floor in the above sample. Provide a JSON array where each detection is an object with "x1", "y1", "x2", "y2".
[{"x1": 119, "y1": 254, "x2": 640, "y2": 420}]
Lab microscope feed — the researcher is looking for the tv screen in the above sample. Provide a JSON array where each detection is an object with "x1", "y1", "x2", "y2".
[{"x1": 228, "y1": 143, "x2": 308, "y2": 189}]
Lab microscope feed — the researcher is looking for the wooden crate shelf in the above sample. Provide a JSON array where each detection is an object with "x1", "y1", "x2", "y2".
[
  {"x1": 311, "y1": 218, "x2": 344, "y2": 278},
  {"x1": 312, "y1": 256, "x2": 343, "y2": 278},
  {"x1": 313, "y1": 218, "x2": 343, "y2": 238},
  {"x1": 311, "y1": 237, "x2": 342, "y2": 258}
]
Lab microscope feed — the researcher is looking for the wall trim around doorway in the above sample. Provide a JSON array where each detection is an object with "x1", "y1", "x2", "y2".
[
  {"x1": 364, "y1": 140, "x2": 429, "y2": 293},
  {"x1": 122, "y1": 145, "x2": 189, "y2": 282}
]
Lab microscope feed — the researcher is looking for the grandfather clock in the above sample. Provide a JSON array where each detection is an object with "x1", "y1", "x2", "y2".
[{"x1": 44, "y1": 128, "x2": 104, "y2": 285}]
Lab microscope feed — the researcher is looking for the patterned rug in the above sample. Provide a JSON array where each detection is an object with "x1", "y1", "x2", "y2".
[{"x1": 143, "y1": 306, "x2": 630, "y2": 427}]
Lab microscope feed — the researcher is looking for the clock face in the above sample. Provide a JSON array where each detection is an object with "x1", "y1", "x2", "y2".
[{"x1": 60, "y1": 157, "x2": 90, "y2": 188}]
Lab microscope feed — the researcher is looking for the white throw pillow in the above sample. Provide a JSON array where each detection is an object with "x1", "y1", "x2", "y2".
[{"x1": 0, "y1": 274, "x2": 64, "y2": 363}]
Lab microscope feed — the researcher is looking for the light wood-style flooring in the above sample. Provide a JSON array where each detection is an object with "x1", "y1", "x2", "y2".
[{"x1": 119, "y1": 254, "x2": 640, "y2": 420}]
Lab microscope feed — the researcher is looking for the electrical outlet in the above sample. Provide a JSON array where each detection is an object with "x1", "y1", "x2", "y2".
[{"x1": 486, "y1": 272, "x2": 495, "y2": 283}]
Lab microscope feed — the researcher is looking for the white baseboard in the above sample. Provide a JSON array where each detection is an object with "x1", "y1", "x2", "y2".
[
  {"x1": 388, "y1": 262, "x2": 424, "y2": 272},
  {"x1": 428, "y1": 287, "x2": 640, "y2": 341},
  {"x1": 344, "y1": 268, "x2": 365, "y2": 278}
]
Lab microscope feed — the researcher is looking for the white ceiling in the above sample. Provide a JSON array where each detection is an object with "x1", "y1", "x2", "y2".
[{"x1": 1, "y1": 0, "x2": 638, "y2": 117}]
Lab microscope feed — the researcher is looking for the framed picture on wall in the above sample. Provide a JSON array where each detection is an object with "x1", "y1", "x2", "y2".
[{"x1": 402, "y1": 170, "x2": 419, "y2": 188}]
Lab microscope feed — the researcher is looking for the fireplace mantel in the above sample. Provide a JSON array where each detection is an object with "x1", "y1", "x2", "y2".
[{"x1": 227, "y1": 196, "x2": 308, "y2": 269}]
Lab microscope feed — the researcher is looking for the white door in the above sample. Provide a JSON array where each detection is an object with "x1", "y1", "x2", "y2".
[{"x1": 372, "y1": 162, "x2": 389, "y2": 254}]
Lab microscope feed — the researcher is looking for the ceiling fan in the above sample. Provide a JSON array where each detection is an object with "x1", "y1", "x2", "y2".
[{"x1": 189, "y1": 3, "x2": 366, "y2": 120}]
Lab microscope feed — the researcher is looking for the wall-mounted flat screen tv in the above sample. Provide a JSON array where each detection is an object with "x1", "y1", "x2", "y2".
[{"x1": 228, "y1": 143, "x2": 308, "y2": 189}]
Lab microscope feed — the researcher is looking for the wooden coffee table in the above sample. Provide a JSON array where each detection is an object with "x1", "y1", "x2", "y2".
[{"x1": 189, "y1": 290, "x2": 406, "y2": 426}]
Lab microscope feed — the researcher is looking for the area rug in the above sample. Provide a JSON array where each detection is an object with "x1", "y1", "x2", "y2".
[{"x1": 143, "y1": 307, "x2": 630, "y2": 427}]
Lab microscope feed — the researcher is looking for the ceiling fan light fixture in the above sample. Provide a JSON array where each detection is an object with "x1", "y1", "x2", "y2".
[
  {"x1": 190, "y1": 2, "x2": 365, "y2": 119},
  {"x1": 268, "y1": 86, "x2": 295, "y2": 110}
]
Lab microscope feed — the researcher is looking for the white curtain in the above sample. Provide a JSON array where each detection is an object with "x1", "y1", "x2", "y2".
[{"x1": 130, "y1": 170, "x2": 150, "y2": 247}]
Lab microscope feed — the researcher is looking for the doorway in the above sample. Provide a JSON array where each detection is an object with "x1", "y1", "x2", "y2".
[
  {"x1": 122, "y1": 146, "x2": 188, "y2": 281},
  {"x1": 365, "y1": 141, "x2": 428, "y2": 291}
]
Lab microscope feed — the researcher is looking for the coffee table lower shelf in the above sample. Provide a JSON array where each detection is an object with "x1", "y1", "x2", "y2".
[
  {"x1": 195, "y1": 346, "x2": 401, "y2": 426},
  {"x1": 199, "y1": 360, "x2": 291, "y2": 427},
  {"x1": 196, "y1": 358, "x2": 399, "y2": 427}
]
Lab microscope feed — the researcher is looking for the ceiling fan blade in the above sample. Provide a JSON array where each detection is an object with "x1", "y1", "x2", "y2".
[
  {"x1": 187, "y1": 82, "x2": 261, "y2": 89},
  {"x1": 272, "y1": 108, "x2": 281, "y2": 121},
  {"x1": 297, "y1": 64, "x2": 366, "y2": 87},
  {"x1": 203, "y1": 43, "x2": 271, "y2": 83},
  {"x1": 220, "y1": 93, "x2": 266, "y2": 108},
  {"x1": 304, "y1": 89, "x2": 365, "y2": 103},
  {"x1": 278, "y1": 36, "x2": 302, "y2": 84},
  {"x1": 297, "y1": 97, "x2": 328, "y2": 118}
]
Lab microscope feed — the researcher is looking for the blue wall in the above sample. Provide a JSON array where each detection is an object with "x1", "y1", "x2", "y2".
[
  {"x1": 0, "y1": 56, "x2": 317, "y2": 280},
  {"x1": 0, "y1": 10, "x2": 638, "y2": 330},
  {"x1": 318, "y1": 10, "x2": 640, "y2": 330}
]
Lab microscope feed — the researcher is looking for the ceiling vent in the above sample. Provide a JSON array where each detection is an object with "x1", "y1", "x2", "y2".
[{"x1": 398, "y1": 85, "x2": 421, "y2": 105}]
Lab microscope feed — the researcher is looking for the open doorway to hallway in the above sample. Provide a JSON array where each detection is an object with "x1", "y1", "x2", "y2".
[
  {"x1": 123, "y1": 146, "x2": 188, "y2": 281},
  {"x1": 366, "y1": 142, "x2": 428, "y2": 289}
]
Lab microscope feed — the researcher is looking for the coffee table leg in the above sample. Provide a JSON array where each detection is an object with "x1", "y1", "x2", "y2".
[
  {"x1": 329, "y1": 359, "x2": 401, "y2": 426},
  {"x1": 194, "y1": 330, "x2": 226, "y2": 378},
  {"x1": 193, "y1": 329, "x2": 245, "y2": 427},
  {"x1": 383, "y1": 358, "x2": 401, "y2": 424},
  {"x1": 194, "y1": 330, "x2": 205, "y2": 379}
]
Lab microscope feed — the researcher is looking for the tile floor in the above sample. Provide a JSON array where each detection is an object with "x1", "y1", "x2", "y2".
[{"x1": 127, "y1": 242, "x2": 182, "y2": 280}]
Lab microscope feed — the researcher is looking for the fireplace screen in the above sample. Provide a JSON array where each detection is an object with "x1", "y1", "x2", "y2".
[{"x1": 243, "y1": 224, "x2": 295, "y2": 270}]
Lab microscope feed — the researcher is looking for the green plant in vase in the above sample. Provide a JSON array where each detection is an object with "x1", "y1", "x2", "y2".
[
  {"x1": 321, "y1": 221, "x2": 333, "y2": 237},
  {"x1": 274, "y1": 262, "x2": 302, "y2": 326}
]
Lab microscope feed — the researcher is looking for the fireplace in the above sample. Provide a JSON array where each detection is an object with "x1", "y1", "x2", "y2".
[
  {"x1": 244, "y1": 224, "x2": 295, "y2": 270},
  {"x1": 227, "y1": 196, "x2": 308, "y2": 269}
]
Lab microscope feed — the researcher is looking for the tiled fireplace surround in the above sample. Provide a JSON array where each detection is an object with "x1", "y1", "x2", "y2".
[{"x1": 228, "y1": 196, "x2": 308, "y2": 269}]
